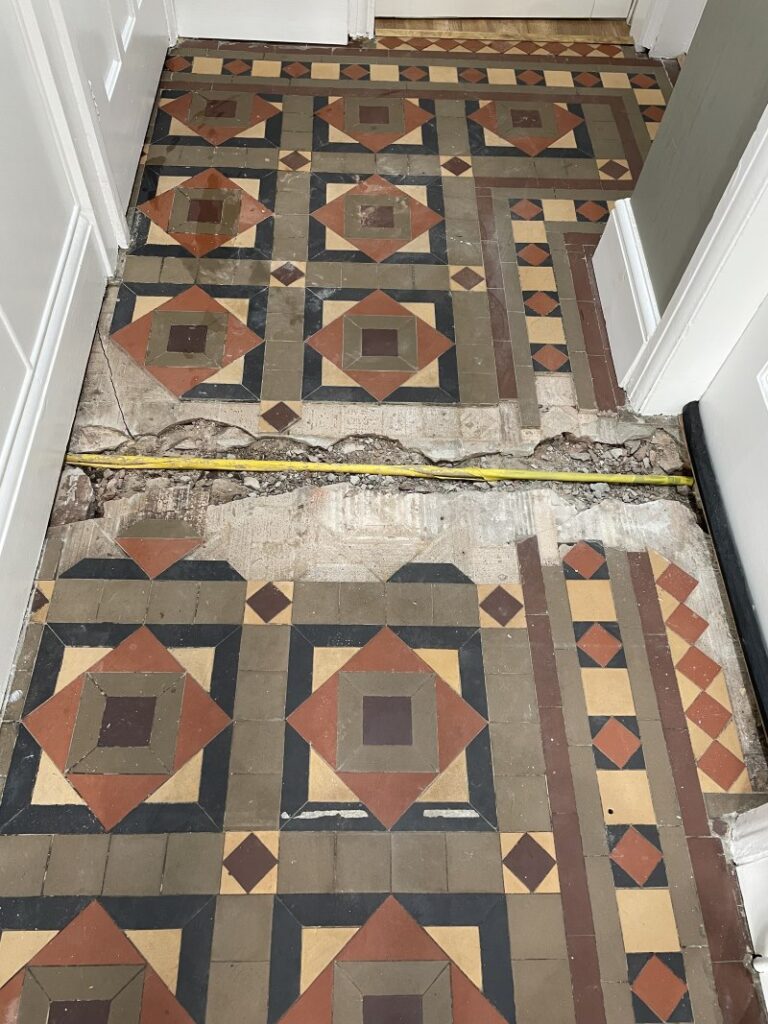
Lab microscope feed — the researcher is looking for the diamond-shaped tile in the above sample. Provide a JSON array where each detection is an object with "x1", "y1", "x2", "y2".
[
  {"x1": 111, "y1": 286, "x2": 264, "y2": 397},
  {"x1": 162, "y1": 90, "x2": 280, "y2": 145},
  {"x1": 247, "y1": 582, "x2": 292, "y2": 623},
  {"x1": 280, "y1": 150, "x2": 311, "y2": 171},
  {"x1": 576, "y1": 200, "x2": 609, "y2": 223},
  {"x1": 665, "y1": 603, "x2": 708, "y2": 644},
  {"x1": 676, "y1": 646, "x2": 720, "y2": 689},
  {"x1": 697, "y1": 740, "x2": 745, "y2": 791},
  {"x1": 531, "y1": 344, "x2": 570, "y2": 372},
  {"x1": 562, "y1": 541, "x2": 607, "y2": 580},
  {"x1": 516, "y1": 243, "x2": 552, "y2": 267},
  {"x1": 631, "y1": 955, "x2": 688, "y2": 1021},
  {"x1": 609, "y1": 826, "x2": 665, "y2": 887},
  {"x1": 576, "y1": 622, "x2": 624, "y2": 667},
  {"x1": 524, "y1": 291, "x2": 560, "y2": 317},
  {"x1": 441, "y1": 156, "x2": 472, "y2": 177},
  {"x1": 686, "y1": 690, "x2": 731, "y2": 739},
  {"x1": 223, "y1": 833, "x2": 278, "y2": 892},
  {"x1": 479, "y1": 586, "x2": 523, "y2": 626},
  {"x1": 451, "y1": 267, "x2": 484, "y2": 291},
  {"x1": 502, "y1": 833, "x2": 557, "y2": 892},
  {"x1": 657, "y1": 562, "x2": 698, "y2": 602},
  {"x1": 260, "y1": 400, "x2": 301, "y2": 433},
  {"x1": 591, "y1": 717, "x2": 643, "y2": 769},
  {"x1": 271, "y1": 261, "x2": 306, "y2": 287},
  {"x1": 510, "y1": 198, "x2": 543, "y2": 221}
]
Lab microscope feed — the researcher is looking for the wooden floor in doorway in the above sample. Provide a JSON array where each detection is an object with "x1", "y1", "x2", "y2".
[{"x1": 375, "y1": 16, "x2": 633, "y2": 42}]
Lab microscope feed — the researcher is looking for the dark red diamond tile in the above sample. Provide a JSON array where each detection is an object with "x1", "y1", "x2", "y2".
[
  {"x1": 442, "y1": 156, "x2": 471, "y2": 176},
  {"x1": 524, "y1": 292, "x2": 560, "y2": 316},
  {"x1": 503, "y1": 833, "x2": 556, "y2": 891},
  {"x1": 281, "y1": 151, "x2": 310, "y2": 171},
  {"x1": 600, "y1": 160, "x2": 630, "y2": 180},
  {"x1": 247, "y1": 582, "x2": 292, "y2": 622},
  {"x1": 223, "y1": 834, "x2": 278, "y2": 892},
  {"x1": 272, "y1": 262, "x2": 305, "y2": 286},
  {"x1": 261, "y1": 402, "x2": 301, "y2": 433},
  {"x1": 451, "y1": 267, "x2": 484, "y2": 290},
  {"x1": 576, "y1": 201, "x2": 609, "y2": 223},
  {"x1": 480, "y1": 586, "x2": 523, "y2": 626},
  {"x1": 666, "y1": 602, "x2": 708, "y2": 644},
  {"x1": 517, "y1": 69, "x2": 544, "y2": 85}
]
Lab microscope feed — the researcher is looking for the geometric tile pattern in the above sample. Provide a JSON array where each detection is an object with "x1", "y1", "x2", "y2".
[
  {"x1": 650, "y1": 550, "x2": 750, "y2": 794},
  {"x1": 1, "y1": 526, "x2": 760, "y2": 1024},
  {"x1": 21, "y1": 627, "x2": 230, "y2": 830},
  {"x1": 111, "y1": 37, "x2": 672, "y2": 422},
  {"x1": 501, "y1": 832, "x2": 559, "y2": 893},
  {"x1": 560, "y1": 539, "x2": 700, "y2": 1024},
  {"x1": 0, "y1": 902, "x2": 195, "y2": 1024}
]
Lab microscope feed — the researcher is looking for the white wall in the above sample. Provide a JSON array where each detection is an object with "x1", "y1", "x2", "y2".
[{"x1": 700, "y1": 296, "x2": 768, "y2": 644}]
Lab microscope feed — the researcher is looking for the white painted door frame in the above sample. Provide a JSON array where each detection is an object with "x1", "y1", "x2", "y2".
[
  {"x1": 630, "y1": 0, "x2": 707, "y2": 58},
  {"x1": 594, "y1": 103, "x2": 768, "y2": 415}
]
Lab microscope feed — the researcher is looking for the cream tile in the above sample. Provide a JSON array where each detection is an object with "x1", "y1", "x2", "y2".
[
  {"x1": 597, "y1": 770, "x2": 656, "y2": 823},
  {"x1": 616, "y1": 889, "x2": 680, "y2": 951},
  {"x1": 582, "y1": 669, "x2": 635, "y2": 716},
  {"x1": 566, "y1": 580, "x2": 617, "y2": 621}
]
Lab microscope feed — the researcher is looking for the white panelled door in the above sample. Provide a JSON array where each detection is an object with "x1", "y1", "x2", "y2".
[
  {"x1": 0, "y1": 0, "x2": 107, "y2": 694},
  {"x1": 174, "y1": 0, "x2": 350, "y2": 45},
  {"x1": 57, "y1": 0, "x2": 173, "y2": 210},
  {"x1": 376, "y1": 0, "x2": 630, "y2": 18}
]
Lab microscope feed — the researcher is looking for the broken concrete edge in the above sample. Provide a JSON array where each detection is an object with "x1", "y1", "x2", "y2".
[
  {"x1": 5, "y1": 482, "x2": 765, "y2": 794},
  {"x1": 75, "y1": 296, "x2": 682, "y2": 463}
]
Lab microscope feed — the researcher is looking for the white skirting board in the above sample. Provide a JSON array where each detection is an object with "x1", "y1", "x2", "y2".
[
  {"x1": 730, "y1": 804, "x2": 768, "y2": 1006},
  {"x1": 0, "y1": 218, "x2": 105, "y2": 699},
  {"x1": 592, "y1": 198, "x2": 660, "y2": 388}
]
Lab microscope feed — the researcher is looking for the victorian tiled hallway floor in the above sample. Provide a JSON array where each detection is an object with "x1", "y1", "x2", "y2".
[{"x1": 1, "y1": 32, "x2": 767, "y2": 1024}]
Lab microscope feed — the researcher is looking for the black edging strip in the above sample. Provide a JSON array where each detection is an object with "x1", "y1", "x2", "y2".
[{"x1": 683, "y1": 401, "x2": 768, "y2": 728}]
